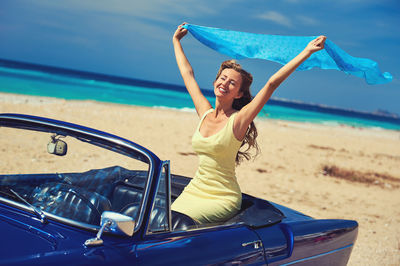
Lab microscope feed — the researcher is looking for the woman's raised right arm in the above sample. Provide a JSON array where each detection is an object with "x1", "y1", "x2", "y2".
[{"x1": 173, "y1": 23, "x2": 212, "y2": 117}]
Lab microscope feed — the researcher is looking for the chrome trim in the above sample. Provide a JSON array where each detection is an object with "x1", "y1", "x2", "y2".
[
  {"x1": 280, "y1": 244, "x2": 354, "y2": 266},
  {"x1": 85, "y1": 220, "x2": 111, "y2": 247},
  {"x1": 0, "y1": 114, "x2": 157, "y2": 234},
  {"x1": 0, "y1": 198, "x2": 100, "y2": 231},
  {"x1": 242, "y1": 240, "x2": 262, "y2": 249},
  {"x1": 145, "y1": 160, "x2": 171, "y2": 235},
  {"x1": 166, "y1": 161, "x2": 172, "y2": 232}
]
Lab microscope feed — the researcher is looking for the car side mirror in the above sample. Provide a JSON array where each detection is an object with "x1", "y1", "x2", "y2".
[{"x1": 84, "y1": 211, "x2": 135, "y2": 247}]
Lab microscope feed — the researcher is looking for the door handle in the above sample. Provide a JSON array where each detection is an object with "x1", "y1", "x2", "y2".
[{"x1": 242, "y1": 240, "x2": 262, "y2": 249}]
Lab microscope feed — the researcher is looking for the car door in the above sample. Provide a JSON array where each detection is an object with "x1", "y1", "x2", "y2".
[
  {"x1": 137, "y1": 225, "x2": 265, "y2": 265},
  {"x1": 135, "y1": 162, "x2": 266, "y2": 265}
]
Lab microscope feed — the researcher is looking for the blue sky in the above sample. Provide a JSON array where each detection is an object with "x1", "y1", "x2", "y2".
[{"x1": 1, "y1": 0, "x2": 399, "y2": 114}]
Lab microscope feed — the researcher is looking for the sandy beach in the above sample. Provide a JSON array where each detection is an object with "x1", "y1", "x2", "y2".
[{"x1": 1, "y1": 92, "x2": 399, "y2": 265}]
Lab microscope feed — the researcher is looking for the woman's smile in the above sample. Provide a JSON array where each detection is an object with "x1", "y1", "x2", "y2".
[
  {"x1": 214, "y1": 68, "x2": 242, "y2": 98},
  {"x1": 218, "y1": 86, "x2": 227, "y2": 94}
]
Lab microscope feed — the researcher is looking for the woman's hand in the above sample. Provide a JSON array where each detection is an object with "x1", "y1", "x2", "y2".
[
  {"x1": 173, "y1": 23, "x2": 188, "y2": 42},
  {"x1": 305, "y1": 35, "x2": 327, "y2": 53}
]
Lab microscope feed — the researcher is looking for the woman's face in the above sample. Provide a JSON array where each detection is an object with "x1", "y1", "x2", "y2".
[{"x1": 214, "y1": 68, "x2": 243, "y2": 100}]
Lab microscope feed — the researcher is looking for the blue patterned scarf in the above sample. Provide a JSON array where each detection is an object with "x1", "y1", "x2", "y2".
[{"x1": 182, "y1": 24, "x2": 392, "y2": 85}]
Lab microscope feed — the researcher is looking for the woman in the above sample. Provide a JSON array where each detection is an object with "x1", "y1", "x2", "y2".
[{"x1": 171, "y1": 23, "x2": 326, "y2": 224}]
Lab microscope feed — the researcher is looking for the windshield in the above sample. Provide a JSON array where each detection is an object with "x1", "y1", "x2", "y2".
[{"x1": 0, "y1": 125, "x2": 151, "y2": 229}]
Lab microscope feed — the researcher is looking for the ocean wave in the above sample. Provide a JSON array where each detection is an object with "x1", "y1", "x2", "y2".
[
  {"x1": 321, "y1": 121, "x2": 341, "y2": 127},
  {"x1": 152, "y1": 106, "x2": 196, "y2": 113}
]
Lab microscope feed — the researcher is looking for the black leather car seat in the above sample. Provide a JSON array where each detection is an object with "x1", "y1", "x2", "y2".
[
  {"x1": 111, "y1": 183, "x2": 143, "y2": 213},
  {"x1": 171, "y1": 211, "x2": 198, "y2": 231}
]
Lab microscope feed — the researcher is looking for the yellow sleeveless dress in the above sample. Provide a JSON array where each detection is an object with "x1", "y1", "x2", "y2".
[{"x1": 171, "y1": 109, "x2": 243, "y2": 224}]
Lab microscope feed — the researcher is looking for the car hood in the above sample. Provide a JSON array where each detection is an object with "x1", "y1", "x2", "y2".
[
  {"x1": 0, "y1": 207, "x2": 139, "y2": 265},
  {"x1": 0, "y1": 213, "x2": 60, "y2": 263}
]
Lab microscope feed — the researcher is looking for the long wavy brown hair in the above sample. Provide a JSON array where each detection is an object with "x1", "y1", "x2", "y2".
[{"x1": 215, "y1": 60, "x2": 260, "y2": 164}]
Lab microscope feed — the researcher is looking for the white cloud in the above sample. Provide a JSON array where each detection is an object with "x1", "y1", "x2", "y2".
[
  {"x1": 296, "y1": 15, "x2": 318, "y2": 26},
  {"x1": 256, "y1": 11, "x2": 292, "y2": 27}
]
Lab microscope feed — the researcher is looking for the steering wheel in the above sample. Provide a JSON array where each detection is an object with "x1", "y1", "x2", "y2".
[
  {"x1": 62, "y1": 187, "x2": 103, "y2": 221},
  {"x1": 35, "y1": 183, "x2": 105, "y2": 225}
]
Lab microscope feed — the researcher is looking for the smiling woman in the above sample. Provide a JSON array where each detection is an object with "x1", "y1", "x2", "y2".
[
  {"x1": 212, "y1": 60, "x2": 259, "y2": 163},
  {"x1": 170, "y1": 22, "x2": 327, "y2": 224}
]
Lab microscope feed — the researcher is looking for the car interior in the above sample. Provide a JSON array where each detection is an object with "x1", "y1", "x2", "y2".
[{"x1": 0, "y1": 166, "x2": 285, "y2": 233}]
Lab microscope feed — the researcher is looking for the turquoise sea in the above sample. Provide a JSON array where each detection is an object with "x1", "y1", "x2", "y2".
[{"x1": 0, "y1": 59, "x2": 399, "y2": 130}]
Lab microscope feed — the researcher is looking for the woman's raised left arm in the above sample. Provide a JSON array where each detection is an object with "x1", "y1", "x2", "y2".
[{"x1": 234, "y1": 36, "x2": 326, "y2": 139}]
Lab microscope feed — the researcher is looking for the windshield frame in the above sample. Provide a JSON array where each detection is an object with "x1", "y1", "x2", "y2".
[{"x1": 0, "y1": 113, "x2": 158, "y2": 234}]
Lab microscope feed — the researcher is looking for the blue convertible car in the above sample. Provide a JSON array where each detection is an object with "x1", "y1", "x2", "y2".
[{"x1": 0, "y1": 113, "x2": 358, "y2": 265}]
